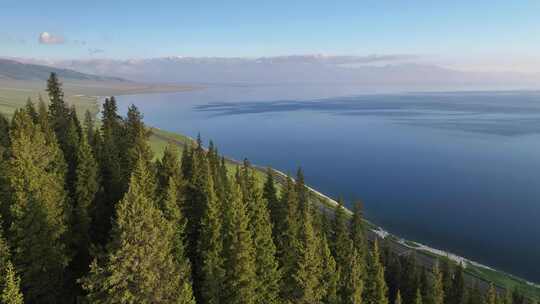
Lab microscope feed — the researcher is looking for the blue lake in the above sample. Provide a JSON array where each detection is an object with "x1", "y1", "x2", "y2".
[{"x1": 116, "y1": 84, "x2": 540, "y2": 282}]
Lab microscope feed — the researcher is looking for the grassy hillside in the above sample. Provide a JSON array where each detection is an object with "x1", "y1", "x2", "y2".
[
  {"x1": 0, "y1": 58, "x2": 125, "y2": 82},
  {"x1": 0, "y1": 80, "x2": 539, "y2": 300},
  {"x1": 0, "y1": 79, "x2": 195, "y2": 119}
]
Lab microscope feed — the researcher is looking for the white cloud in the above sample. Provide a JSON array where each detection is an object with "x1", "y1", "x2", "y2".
[{"x1": 39, "y1": 32, "x2": 65, "y2": 45}]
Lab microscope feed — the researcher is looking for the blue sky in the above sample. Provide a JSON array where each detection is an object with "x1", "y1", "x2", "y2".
[{"x1": 1, "y1": 0, "x2": 540, "y2": 70}]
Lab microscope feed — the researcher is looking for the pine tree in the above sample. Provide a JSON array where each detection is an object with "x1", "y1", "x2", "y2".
[
  {"x1": 95, "y1": 97, "x2": 124, "y2": 244},
  {"x1": 401, "y1": 252, "x2": 420, "y2": 304},
  {"x1": 288, "y1": 200, "x2": 323, "y2": 304},
  {"x1": 161, "y1": 177, "x2": 196, "y2": 304},
  {"x1": 81, "y1": 157, "x2": 193, "y2": 303},
  {"x1": 83, "y1": 110, "x2": 95, "y2": 146},
  {"x1": 449, "y1": 264, "x2": 466, "y2": 304},
  {"x1": 37, "y1": 96, "x2": 54, "y2": 142},
  {"x1": 319, "y1": 234, "x2": 339, "y2": 304},
  {"x1": 511, "y1": 289, "x2": 524, "y2": 304},
  {"x1": 263, "y1": 169, "x2": 279, "y2": 226},
  {"x1": 427, "y1": 262, "x2": 444, "y2": 304},
  {"x1": 484, "y1": 284, "x2": 497, "y2": 304},
  {"x1": 385, "y1": 250, "x2": 402, "y2": 304},
  {"x1": 365, "y1": 240, "x2": 388, "y2": 304},
  {"x1": 342, "y1": 248, "x2": 364, "y2": 304},
  {"x1": 183, "y1": 148, "x2": 224, "y2": 302},
  {"x1": 503, "y1": 289, "x2": 512, "y2": 304},
  {"x1": 395, "y1": 290, "x2": 403, "y2": 304},
  {"x1": 351, "y1": 201, "x2": 367, "y2": 273},
  {"x1": 64, "y1": 112, "x2": 82, "y2": 197},
  {"x1": 0, "y1": 115, "x2": 10, "y2": 224},
  {"x1": 332, "y1": 199, "x2": 351, "y2": 266},
  {"x1": 240, "y1": 164, "x2": 281, "y2": 304},
  {"x1": 24, "y1": 98, "x2": 38, "y2": 123},
  {"x1": 466, "y1": 284, "x2": 482, "y2": 304},
  {"x1": 1, "y1": 263, "x2": 24, "y2": 304},
  {"x1": 223, "y1": 182, "x2": 257, "y2": 304},
  {"x1": 0, "y1": 228, "x2": 23, "y2": 304},
  {"x1": 7, "y1": 109, "x2": 70, "y2": 303},
  {"x1": 196, "y1": 165, "x2": 225, "y2": 304},
  {"x1": 441, "y1": 259, "x2": 453, "y2": 304},
  {"x1": 0, "y1": 113, "x2": 9, "y2": 150},
  {"x1": 295, "y1": 168, "x2": 309, "y2": 211},
  {"x1": 0, "y1": 223, "x2": 12, "y2": 290},
  {"x1": 415, "y1": 289, "x2": 424, "y2": 304},
  {"x1": 124, "y1": 105, "x2": 153, "y2": 180},
  {"x1": 47, "y1": 72, "x2": 70, "y2": 151},
  {"x1": 332, "y1": 200, "x2": 362, "y2": 304},
  {"x1": 156, "y1": 142, "x2": 183, "y2": 194},
  {"x1": 71, "y1": 132, "x2": 99, "y2": 276},
  {"x1": 278, "y1": 176, "x2": 301, "y2": 300}
]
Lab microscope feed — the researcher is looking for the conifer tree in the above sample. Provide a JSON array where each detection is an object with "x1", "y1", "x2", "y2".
[
  {"x1": 83, "y1": 110, "x2": 95, "y2": 146},
  {"x1": 332, "y1": 200, "x2": 351, "y2": 266},
  {"x1": 278, "y1": 177, "x2": 301, "y2": 300},
  {"x1": 24, "y1": 98, "x2": 38, "y2": 123},
  {"x1": 64, "y1": 113, "x2": 82, "y2": 197},
  {"x1": 295, "y1": 168, "x2": 309, "y2": 211},
  {"x1": 196, "y1": 165, "x2": 225, "y2": 304},
  {"x1": 365, "y1": 240, "x2": 388, "y2": 304},
  {"x1": 485, "y1": 284, "x2": 497, "y2": 304},
  {"x1": 7, "y1": 109, "x2": 70, "y2": 303},
  {"x1": 181, "y1": 144, "x2": 194, "y2": 180},
  {"x1": 288, "y1": 200, "x2": 323, "y2": 304},
  {"x1": 1, "y1": 263, "x2": 24, "y2": 304},
  {"x1": 95, "y1": 97, "x2": 124, "y2": 244},
  {"x1": 124, "y1": 104, "x2": 153, "y2": 184},
  {"x1": 81, "y1": 157, "x2": 193, "y2": 303},
  {"x1": 385, "y1": 251, "x2": 402, "y2": 304},
  {"x1": 263, "y1": 169, "x2": 279, "y2": 220},
  {"x1": 37, "y1": 96, "x2": 54, "y2": 142},
  {"x1": 320, "y1": 235, "x2": 339, "y2": 304},
  {"x1": 401, "y1": 253, "x2": 420, "y2": 304},
  {"x1": 276, "y1": 176, "x2": 299, "y2": 255},
  {"x1": 420, "y1": 267, "x2": 430, "y2": 303},
  {"x1": 0, "y1": 113, "x2": 9, "y2": 150},
  {"x1": 332, "y1": 200, "x2": 362, "y2": 304},
  {"x1": 223, "y1": 182, "x2": 257, "y2": 304},
  {"x1": 427, "y1": 262, "x2": 444, "y2": 304},
  {"x1": 156, "y1": 142, "x2": 183, "y2": 194},
  {"x1": 342, "y1": 248, "x2": 364, "y2": 304},
  {"x1": 0, "y1": 223, "x2": 13, "y2": 290},
  {"x1": 503, "y1": 290, "x2": 512, "y2": 304},
  {"x1": 449, "y1": 264, "x2": 466, "y2": 304},
  {"x1": 395, "y1": 290, "x2": 403, "y2": 304},
  {"x1": 99, "y1": 96, "x2": 124, "y2": 200},
  {"x1": 351, "y1": 201, "x2": 367, "y2": 271},
  {"x1": 161, "y1": 177, "x2": 196, "y2": 304},
  {"x1": 71, "y1": 132, "x2": 99, "y2": 276},
  {"x1": 0, "y1": 115, "x2": 10, "y2": 223},
  {"x1": 441, "y1": 259, "x2": 453, "y2": 304},
  {"x1": 47, "y1": 73, "x2": 70, "y2": 151},
  {"x1": 415, "y1": 289, "x2": 424, "y2": 304},
  {"x1": 240, "y1": 164, "x2": 281, "y2": 304},
  {"x1": 466, "y1": 284, "x2": 482, "y2": 304},
  {"x1": 511, "y1": 289, "x2": 524, "y2": 304}
]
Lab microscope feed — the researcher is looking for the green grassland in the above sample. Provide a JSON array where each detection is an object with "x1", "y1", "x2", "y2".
[
  {"x1": 0, "y1": 79, "x2": 195, "y2": 119},
  {"x1": 1, "y1": 79, "x2": 539, "y2": 300}
]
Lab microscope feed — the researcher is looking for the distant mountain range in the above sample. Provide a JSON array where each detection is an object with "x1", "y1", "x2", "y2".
[
  {"x1": 3, "y1": 55, "x2": 540, "y2": 88},
  {"x1": 0, "y1": 58, "x2": 127, "y2": 82}
]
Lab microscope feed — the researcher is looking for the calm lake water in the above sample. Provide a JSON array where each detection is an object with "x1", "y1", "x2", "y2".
[{"x1": 116, "y1": 84, "x2": 540, "y2": 282}]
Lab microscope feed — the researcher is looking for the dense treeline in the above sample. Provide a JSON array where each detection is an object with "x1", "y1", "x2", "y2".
[{"x1": 0, "y1": 73, "x2": 531, "y2": 303}]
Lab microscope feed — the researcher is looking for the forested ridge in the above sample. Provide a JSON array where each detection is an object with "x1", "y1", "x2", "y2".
[{"x1": 0, "y1": 73, "x2": 531, "y2": 304}]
